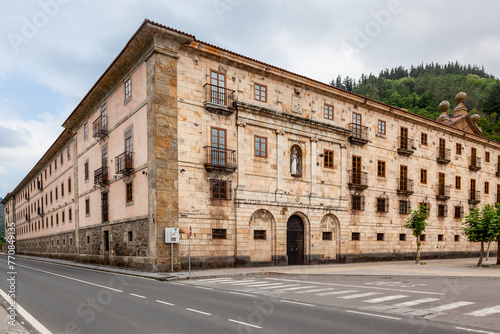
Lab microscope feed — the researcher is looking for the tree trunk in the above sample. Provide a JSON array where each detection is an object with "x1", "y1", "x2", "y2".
[
  {"x1": 497, "y1": 241, "x2": 500, "y2": 265},
  {"x1": 415, "y1": 235, "x2": 421, "y2": 264},
  {"x1": 477, "y1": 241, "x2": 484, "y2": 267},
  {"x1": 486, "y1": 241, "x2": 491, "y2": 261}
]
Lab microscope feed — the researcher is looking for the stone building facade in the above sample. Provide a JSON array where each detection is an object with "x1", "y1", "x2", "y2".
[{"x1": 2, "y1": 20, "x2": 497, "y2": 271}]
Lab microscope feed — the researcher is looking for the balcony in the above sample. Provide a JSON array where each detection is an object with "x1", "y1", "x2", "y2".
[
  {"x1": 115, "y1": 152, "x2": 134, "y2": 175},
  {"x1": 496, "y1": 164, "x2": 500, "y2": 177},
  {"x1": 93, "y1": 115, "x2": 108, "y2": 140},
  {"x1": 436, "y1": 184, "x2": 451, "y2": 201},
  {"x1": 437, "y1": 147, "x2": 451, "y2": 165},
  {"x1": 497, "y1": 194, "x2": 500, "y2": 204},
  {"x1": 469, "y1": 156, "x2": 481, "y2": 171},
  {"x1": 204, "y1": 146, "x2": 237, "y2": 173},
  {"x1": 348, "y1": 123, "x2": 369, "y2": 146},
  {"x1": 203, "y1": 84, "x2": 236, "y2": 115},
  {"x1": 37, "y1": 206, "x2": 44, "y2": 216},
  {"x1": 397, "y1": 137, "x2": 415, "y2": 156},
  {"x1": 348, "y1": 170, "x2": 368, "y2": 191},
  {"x1": 94, "y1": 166, "x2": 109, "y2": 186},
  {"x1": 397, "y1": 178, "x2": 414, "y2": 196},
  {"x1": 37, "y1": 180, "x2": 43, "y2": 190},
  {"x1": 469, "y1": 190, "x2": 481, "y2": 205}
]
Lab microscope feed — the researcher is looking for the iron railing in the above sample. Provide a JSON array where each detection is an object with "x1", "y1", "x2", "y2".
[
  {"x1": 204, "y1": 83, "x2": 235, "y2": 107},
  {"x1": 469, "y1": 156, "x2": 481, "y2": 171},
  {"x1": 94, "y1": 166, "x2": 109, "y2": 186},
  {"x1": 469, "y1": 190, "x2": 481, "y2": 204},
  {"x1": 115, "y1": 152, "x2": 134, "y2": 174},
  {"x1": 204, "y1": 146, "x2": 237, "y2": 170},
  {"x1": 437, "y1": 147, "x2": 451, "y2": 164},
  {"x1": 437, "y1": 184, "x2": 451, "y2": 200},
  {"x1": 397, "y1": 178, "x2": 414, "y2": 195},
  {"x1": 348, "y1": 123, "x2": 369, "y2": 141},
  {"x1": 348, "y1": 170, "x2": 368, "y2": 189},
  {"x1": 93, "y1": 115, "x2": 108, "y2": 139}
]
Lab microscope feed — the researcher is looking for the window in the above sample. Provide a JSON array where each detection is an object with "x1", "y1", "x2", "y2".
[
  {"x1": 254, "y1": 230, "x2": 266, "y2": 240},
  {"x1": 352, "y1": 232, "x2": 360, "y2": 241},
  {"x1": 376, "y1": 197, "x2": 388, "y2": 213},
  {"x1": 85, "y1": 198, "x2": 90, "y2": 216},
  {"x1": 255, "y1": 136, "x2": 267, "y2": 158},
  {"x1": 61, "y1": 182, "x2": 64, "y2": 197},
  {"x1": 399, "y1": 200, "x2": 410, "y2": 214},
  {"x1": 55, "y1": 187, "x2": 58, "y2": 201},
  {"x1": 128, "y1": 231, "x2": 133, "y2": 242},
  {"x1": 210, "y1": 70, "x2": 226, "y2": 105},
  {"x1": 68, "y1": 177, "x2": 72, "y2": 194},
  {"x1": 126, "y1": 182, "x2": 133, "y2": 203},
  {"x1": 87, "y1": 235, "x2": 90, "y2": 244},
  {"x1": 212, "y1": 229, "x2": 227, "y2": 239},
  {"x1": 49, "y1": 164, "x2": 52, "y2": 176},
  {"x1": 54, "y1": 159, "x2": 57, "y2": 171},
  {"x1": 485, "y1": 182, "x2": 490, "y2": 194},
  {"x1": 324, "y1": 150, "x2": 334, "y2": 169},
  {"x1": 124, "y1": 78, "x2": 132, "y2": 101},
  {"x1": 456, "y1": 176, "x2": 461, "y2": 190},
  {"x1": 438, "y1": 234, "x2": 444, "y2": 242},
  {"x1": 62, "y1": 211, "x2": 65, "y2": 223},
  {"x1": 351, "y1": 195, "x2": 364, "y2": 211},
  {"x1": 101, "y1": 192, "x2": 109, "y2": 223},
  {"x1": 485, "y1": 151, "x2": 490, "y2": 163},
  {"x1": 421, "y1": 133, "x2": 428, "y2": 146},
  {"x1": 322, "y1": 232, "x2": 332, "y2": 240},
  {"x1": 454, "y1": 235, "x2": 460, "y2": 242},
  {"x1": 67, "y1": 146, "x2": 71, "y2": 160},
  {"x1": 399, "y1": 234, "x2": 406, "y2": 241},
  {"x1": 211, "y1": 180, "x2": 229, "y2": 199},
  {"x1": 420, "y1": 169, "x2": 427, "y2": 184},
  {"x1": 454, "y1": 205, "x2": 463, "y2": 219},
  {"x1": 378, "y1": 120, "x2": 386, "y2": 135},
  {"x1": 438, "y1": 204, "x2": 447, "y2": 217},
  {"x1": 84, "y1": 162, "x2": 89, "y2": 181},
  {"x1": 56, "y1": 213, "x2": 59, "y2": 226},
  {"x1": 84, "y1": 122, "x2": 88, "y2": 140},
  {"x1": 50, "y1": 191, "x2": 53, "y2": 204},
  {"x1": 324, "y1": 104, "x2": 334, "y2": 120},
  {"x1": 69, "y1": 208, "x2": 72, "y2": 222},
  {"x1": 377, "y1": 233, "x2": 384, "y2": 241},
  {"x1": 254, "y1": 83, "x2": 267, "y2": 102},
  {"x1": 456, "y1": 143, "x2": 462, "y2": 155},
  {"x1": 377, "y1": 160, "x2": 386, "y2": 177},
  {"x1": 420, "y1": 234, "x2": 426, "y2": 241},
  {"x1": 60, "y1": 153, "x2": 63, "y2": 165}
]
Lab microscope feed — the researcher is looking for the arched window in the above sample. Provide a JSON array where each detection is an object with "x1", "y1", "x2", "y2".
[{"x1": 290, "y1": 145, "x2": 302, "y2": 177}]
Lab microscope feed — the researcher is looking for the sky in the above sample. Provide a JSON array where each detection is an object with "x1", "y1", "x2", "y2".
[{"x1": 1, "y1": 0, "x2": 500, "y2": 196}]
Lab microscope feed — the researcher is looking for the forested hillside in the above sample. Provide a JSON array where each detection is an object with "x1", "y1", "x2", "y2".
[{"x1": 331, "y1": 62, "x2": 500, "y2": 141}]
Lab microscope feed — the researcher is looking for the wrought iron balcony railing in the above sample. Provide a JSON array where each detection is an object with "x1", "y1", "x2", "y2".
[
  {"x1": 437, "y1": 147, "x2": 451, "y2": 164},
  {"x1": 437, "y1": 204, "x2": 448, "y2": 217},
  {"x1": 115, "y1": 152, "x2": 134, "y2": 175},
  {"x1": 204, "y1": 146, "x2": 237, "y2": 172},
  {"x1": 469, "y1": 156, "x2": 481, "y2": 171},
  {"x1": 397, "y1": 178, "x2": 414, "y2": 195},
  {"x1": 94, "y1": 166, "x2": 109, "y2": 186},
  {"x1": 469, "y1": 190, "x2": 481, "y2": 205},
  {"x1": 496, "y1": 163, "x2": 500, "y2": 177},
  {"x1": 397, "y1": 137, "x2": 415, "y2": 156},
  {"x1": 203, "y1": 84, "x2": 236, "y2": 115},
  {"x1": 93, "y1": 115, "x2": 108, "y2": 140},
  {"x1": 348, "y1": 170, "x2": 369, "y2": 190},
  {"x1": 436, "y1": 184, "x2": 451, "y2": 200},
  {"x1": 348, "y1": 123, "x2": 369, "y2": 146}
]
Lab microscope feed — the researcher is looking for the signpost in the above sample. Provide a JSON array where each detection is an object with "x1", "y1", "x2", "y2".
[
  {"x1": 188, "y1": 226, "x2": 192, "y2": 278},
  {"x1": 165, "y1": 228, "x2": 179, "y2": 272}
]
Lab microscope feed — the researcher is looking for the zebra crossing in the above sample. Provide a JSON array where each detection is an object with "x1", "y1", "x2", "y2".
[{"x1": 192, "y1": 277, "x2": 500, "y2": 319}]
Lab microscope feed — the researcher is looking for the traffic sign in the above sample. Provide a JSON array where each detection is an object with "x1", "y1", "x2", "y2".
[{"x1": 188, "y1": 225, "x2": 192, "y2": 237}]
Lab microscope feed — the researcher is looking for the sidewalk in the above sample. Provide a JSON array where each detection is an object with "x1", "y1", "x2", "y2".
[
  {"x1": 13, "y1": 254, "x2": 500, "y2": 280},
  {"x1": 0, "y1": 306, "x2": 30, "y2": 334}
]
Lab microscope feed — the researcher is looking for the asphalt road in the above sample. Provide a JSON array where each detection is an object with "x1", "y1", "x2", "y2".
[{"x1": 0, "y1": 255, "x2": 494, "y2": 334}]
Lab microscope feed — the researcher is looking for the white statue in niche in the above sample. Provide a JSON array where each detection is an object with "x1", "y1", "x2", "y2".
[{"x1": 291, "y1": 147, "x2": 299, "y2": 175}]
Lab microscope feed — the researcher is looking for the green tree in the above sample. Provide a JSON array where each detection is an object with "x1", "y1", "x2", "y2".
[
  {"x1": 405, "y1": 204, "x2": 429, "y2": 264},
  {"x1": 463, "y1": 205, "x2": 498, "y2": 266}
]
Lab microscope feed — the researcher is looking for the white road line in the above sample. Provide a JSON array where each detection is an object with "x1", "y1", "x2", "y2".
[
  {"x1": 455, "y1": 327, "x2": 499, "y2": 334},
  {"x1": 346, "y1": 310, "x2": 401, "y2": 320},
  {"x1": 229, "y1": 280, "x2": 259, "y2": 285},
  {"x1": 12, "y1": 263, "x2": 122, "y2": 292},
  {"x1": 229, "y1": 292, "x2": 257, "y2": 298},
  {"x1": 316, "y1": 290, "x2": 358, "y2": 296},
  {"x1": 339, "y1": 292, "x2": 381, "y2": 300},
  {"x1": 265, "y1": 277, "x2": 442, "y2": 295},
  {"x1": 428, "y1": 301, "x2": 475, "y2": 312},
  {"x1": 0, "y1": 289, "x2": 52, "y2": 334},
  {"x1": 259, "y1": 284, "x2": 300, "y2": 290},
  {"x1": 186, "y1": 308, "x2": 212, "y2": 316},
  {"x1": 195, "y1": 286, "x2": 214, "y2": 290},
  {"x1": 465, "y1": 305, "x2": 500, "y2": 317},
  {"x1": 170, "y1": 282, "x2": 185, "y2": 286},
  {"x1": 392, "y1": 298, "x2": 440, "y2": 308},
  {"x1": 129, "y1": 293, "x2": 146, "y2": 299},
  {"x1": 296, "y1": 288, "x2": 334, "y2": 294},
  {"x1": 244, "y1": 283, "x2": 286, "y2": 288},
  {"x1": 156, "y1": 300, "x2": 174, "y2": 306},
  {"x1": 280, "y1": 300, "x2": 316, "y2": 307},
  {"x1": 197, "y1": 278, "x2": 234, "y2": 282},
  {"x1": 279, "y1": 286, "x2": 317, "y2": 291},
  {"x1": 228, "y1": 319, "x2": 263, "y2": 329},
  {"x1": 364, "y1": 295, "x2": 409, "y2": 303}
]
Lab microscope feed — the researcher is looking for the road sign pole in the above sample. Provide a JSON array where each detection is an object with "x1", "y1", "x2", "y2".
[
  {"x1": 188, "y1": 232, "x2": 191, "y2": 278},
  {"x1": 171, "y1": 242, "x2": 173, "y2": 272}
]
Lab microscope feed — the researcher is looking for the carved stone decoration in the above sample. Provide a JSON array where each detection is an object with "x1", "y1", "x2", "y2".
[
  {"x1": 290, "y1": 145, "x2": 302, "y2": 177},
  {"x1": 436, "y1": 100, "x2": 451, "y2": 124},
  {"x1": 292, "y1": 95, "x2": 303, "y2": 114},
  {"x1": 453, "y1": 92, "x2": 468, "y2": 117}
]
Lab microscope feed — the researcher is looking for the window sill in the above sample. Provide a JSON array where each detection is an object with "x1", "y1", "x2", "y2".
[{"x1": 126, "y1": 201, "x2": 134, "y2": 207}]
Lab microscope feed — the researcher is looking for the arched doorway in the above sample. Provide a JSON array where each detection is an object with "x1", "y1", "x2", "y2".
[{"x1": 287, "y1": 215, "x2": 304, "y2": 265}]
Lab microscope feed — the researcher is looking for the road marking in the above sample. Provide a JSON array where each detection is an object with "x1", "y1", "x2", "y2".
[
  {"x1": 229, "y1": 280, "x2": 259, "y2": 285},
  {"x1": 129, "y1": 293, "x2": 146, "y2": 299},
  {"x1": 279, "y1": 286, "x2": 317, "y2": 291},
  {"x1": 187, "y1": 308, "x2": 212, "y2": 316},
  {"x1": 259, "y1": 284, "x2": 300, "y2": 290},
  {"x1": 465, "y1": 305, "x2": 500, "y2": 317},
  {"x1": 244, "y1": 283, "x2": 286, "y2": 288},
  {"x1": 197, "y1": 278, "x2": 234, "y2": 282},
  {"x1": 156, "y1": 300, "x2": 175, "y2": 306},
  {"x1": 428, "y1": 301, "x2": 475, "y2": 312},
  {"x1": 364, "y1": 295, "x2": 409, "y2": 303},
  {"x1": 228, "y1": 319, "x2": 263, "y2": 329},
  {"x1": 195, "y1": 286, "x2": 214, "y2": 291},
  {"x1": 170, "y1": 282, "x2": 185, "y2": 286},
  {"x1": 392, "y1": 298, "x2": 440, "y2": 308},
  {"x1": 455, "y1": 327, "x2": 499, "y2": 334},
  {"x1": 229, "y1": 292, "x2": 257, "y2": 297},
  {"x1": 339, "y1": 292, "x2": 381, "y2": 299},
  {"x1": 265, "y1": 278, "x2": 442, "y2": 295},
  {"x1": 346, "y1": 310, "x2": 401, "y2": 320},
  {"x1": 296, "y1": 288, "x2": 334, "y2": 294},
  {"x1": 0, "y1": 289, "x2": 52, "y2": 334},
  {"x1": 12, "y1": 263, "x2": 122, "y2": 292},
  {"x1": 280, "y1": 300, "x2": 315, "y2": 307},
  {"x1": 316, "y1": 290, "x2": 358, "y2": 296}
]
